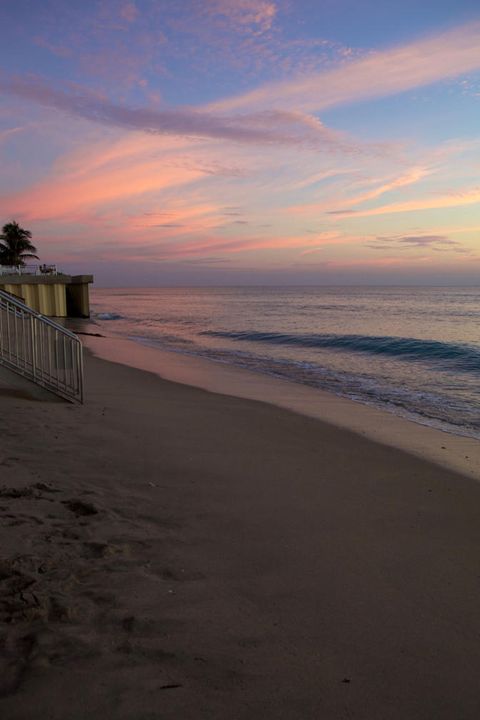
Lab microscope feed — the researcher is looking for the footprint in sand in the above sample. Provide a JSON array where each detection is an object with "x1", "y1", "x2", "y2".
[
  {"x1": 82, "y1": 542, "x2": 128, "y2": 560},
  {"x1": 0, "y1": 486, "x2": 35, "y2": 499},
  {"x1": 0, "y1": 631, "x2": 37, "y2": 697},
  {"x1": 0, "y1": 482, "x2": 59, "y2": 499},
  {"x1": 0, "y1": 457, "x2": 21, "y2": 467},
  {"x1": 62, "y1": 499, "x2": 99, "y2": 517},
  {"x1": 0, "y1": 561, "x2": 44, "y2": 624},
  {"x1": 32, "y1": 482, "x2": 59, "y2": 494}
]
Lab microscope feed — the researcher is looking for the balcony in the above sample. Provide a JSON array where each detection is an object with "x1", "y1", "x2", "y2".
[{"x1": 0, "y1": 264, "x2": 58, "y2": 276}]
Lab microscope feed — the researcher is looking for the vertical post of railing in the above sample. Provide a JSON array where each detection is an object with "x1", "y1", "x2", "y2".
[
  {"x1": 47, "y1": 325, "x2": 52, "y2": 379},
  {"x1": 30, "y1": 315, "x2": 37, "y2": 380},
  {"x1": 0, "y1": 298, "x2": 3, "y2": 356},
  {"x1": 55, "y1": 329, "x2": 59, "y2": 390},
  {"x1": 22, "y1": 311, "x2": 26, "y2": 371},
  {"x1": 6, "y1": 308, "x2": 11, "y2": 360},
  {"x1": 13, "y1": 310, "x2": 17, "y2": 364},
  {"x1": 79, "y1": 342, "x2": 84, "y2": 403}
]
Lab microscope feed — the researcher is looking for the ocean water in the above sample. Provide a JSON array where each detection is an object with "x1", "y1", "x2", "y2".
[{"x1": 90, "y1": 287, "x2": 480, "y2": 439}]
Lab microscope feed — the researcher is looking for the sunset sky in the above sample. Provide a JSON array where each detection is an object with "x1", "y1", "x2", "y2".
[{"x1": 1, "y1": 0, "x2": 480, "y2": 285}]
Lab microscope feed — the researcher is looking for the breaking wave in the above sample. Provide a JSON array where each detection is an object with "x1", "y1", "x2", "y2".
[{"x1": 201, "y1": 331, "x2": 480, "y2": 372}]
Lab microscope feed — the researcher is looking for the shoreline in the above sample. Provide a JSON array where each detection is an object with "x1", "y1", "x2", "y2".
[{"x1": 82, "y1": 332, "x2": 480, "y2": 481}]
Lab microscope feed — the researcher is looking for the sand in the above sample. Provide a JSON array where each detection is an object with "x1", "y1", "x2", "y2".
[
  {"x1": 1, "y1": 342, "x2": 480, "y2": 719},
  {"x1": 84, "y1": 334, "x2": 480, "y2": 482}
]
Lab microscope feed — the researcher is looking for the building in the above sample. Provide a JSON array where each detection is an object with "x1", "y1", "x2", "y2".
[{"x1": 0, "y1": 265, "x2": 93, "y2": 318}]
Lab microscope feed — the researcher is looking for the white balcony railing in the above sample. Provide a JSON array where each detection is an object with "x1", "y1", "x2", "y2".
[{"x1": 0, "y1": 264, "x2": 58, "y2": 276}]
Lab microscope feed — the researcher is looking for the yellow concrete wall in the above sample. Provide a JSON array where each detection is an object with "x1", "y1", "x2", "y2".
[
  {"x1": 22, "y1": 284, "x2": 38, "y2": 312},
  {"x1": 0, "y1": 284, "x2": 24, "y2": 303},
  {"x1": 0, "y1": 282, "x2": 67, "y2": 317},
  {"x1": 53, "y1": 284, "x2": 67, "y2": 316}
]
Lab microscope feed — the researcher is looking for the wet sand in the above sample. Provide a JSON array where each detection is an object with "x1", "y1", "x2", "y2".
[
  {"x1": 1, "y1": 346, "x2": 480, "y2": 719},
  {"x1": 84, "y1": 333, "x2": 480, "y2": 482}
]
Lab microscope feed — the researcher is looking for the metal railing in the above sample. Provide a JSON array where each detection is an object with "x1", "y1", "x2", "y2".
[
  {"x1": 0, "y1": 289, "x2": 83, "y2": 403},
  {"x1": 0, "y1": 264, "x2": 58, "y2": 276}
]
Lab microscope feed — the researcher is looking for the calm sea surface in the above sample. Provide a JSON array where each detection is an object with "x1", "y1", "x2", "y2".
[{"x1": 91, "y1": 287, "x2": 480, "y2": 439}]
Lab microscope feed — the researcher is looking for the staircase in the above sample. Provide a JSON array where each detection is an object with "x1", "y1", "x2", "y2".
[{"x1": 0, "y1": 289, "x2": 84, "y2": 403}]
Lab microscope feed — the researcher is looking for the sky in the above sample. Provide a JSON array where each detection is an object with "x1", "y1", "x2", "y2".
[{"x1": 1, "y1": 0, "x2": 480, "y2": 286}]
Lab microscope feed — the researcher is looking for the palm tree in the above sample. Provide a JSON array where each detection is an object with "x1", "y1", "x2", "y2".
[{"x1": 0, "y1": 221, "x2": 39, "y2": 267}]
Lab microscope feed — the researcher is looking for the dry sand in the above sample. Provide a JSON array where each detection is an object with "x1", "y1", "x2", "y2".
[{"x1": 1, "y1": 343, "x2": 480, "y2": 719}]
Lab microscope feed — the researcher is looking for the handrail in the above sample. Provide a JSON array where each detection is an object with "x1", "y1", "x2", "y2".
[
  {"x1": 0, "y1": 289, "x2": 84, "y2": 403},
  {"x1": 2, "y1": 290, "x2": 80, "y2": 339}
]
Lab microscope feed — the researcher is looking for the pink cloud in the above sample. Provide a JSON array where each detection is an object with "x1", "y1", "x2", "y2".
[
  {"x1": 69, "y1": 229, "x2": 352, "y2": 264},
  {"x1": 0, "y1": 159, "x2": 206, "y2": 220},
  {"x1": 142, "y1": 231, "x2": 350, "y2": 260},
  {"x1": 49, "y1": 233, "x2": 323, "y2": 263},
  {"x1": 54, "y1": 133, "x2": 195, "y2": 177},
  {"x1": 0, "y1": 129, "x2": 245, "y2": 243},
  {"x1": 125, "y1": 202, "x2": 226, "y2": 237}
]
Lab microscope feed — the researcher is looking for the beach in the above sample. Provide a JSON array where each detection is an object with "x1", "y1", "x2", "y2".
[{"x1": 1, "y1": 339, "x2": 480, "y2": 719}]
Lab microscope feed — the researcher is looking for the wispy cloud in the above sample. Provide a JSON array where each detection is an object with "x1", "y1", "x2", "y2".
[
  {"x1": 366, "y1": 234, "x2": 475, "y2": 256},
  {"x1": 0, "y1": 73, "x2": 360, "y2": 149},
  {"x1": 126, "y1": 202, "x2": 224, "y2": 235},
  {"x1": 336, "y1": 167, "x2": 432, "y2": 207},
  {"x1": 344, "y1": 186, "x2": 480, "y2": 217},
  {"x1": 0, "y1": 150, "x2": 207, "y2": 219},
  {"x1": 289, "y1": 166, "x2": 431, "y2": 215},
  {"x1": 34, "y1": 36, "x2": 72, "y2": 58},
  {"x1": 0, "y1": 126, "x2": 23, "y2": 143},
  {"x1": 16, "y1": 0, "x2": 354, "y2": 99},
  {"x1": 211, "y1": 21, "x2": 480, "y2": 112},
  {"x1": 381, "y1": 234, "x2": 455, "y2": 247},
  {"x1": 143, "y1": 231, "x2": 346, "y2": 259},
  {"x1": 206, "y1": 0, "x2": 277, "y2": 33},
  {"x1": 367, "y1": 234, "x2": 457, "y2": 249}
]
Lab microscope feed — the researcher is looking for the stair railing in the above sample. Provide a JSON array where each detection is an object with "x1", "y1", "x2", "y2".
[{"x1": 0, "y1": 289, "x2": 83, "y2": 403}]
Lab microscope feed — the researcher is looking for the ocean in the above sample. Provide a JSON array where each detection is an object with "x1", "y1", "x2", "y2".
[{"x1": 90, "y1": 286, "x2": 480, "y2": 439}]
